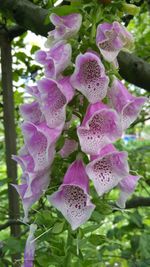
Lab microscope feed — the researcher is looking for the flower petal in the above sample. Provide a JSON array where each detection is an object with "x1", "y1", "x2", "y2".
[
  {"x1": 23, "y1": 224, "x2": 37, "y2": 267},
  {"x1": 46, "y1": 13, "x2": 82, "y2": 46},
  {"x1": 108, "y1": 79, "x2": 147, "y2": 130},
  {"x1": 48, "y1": 160, "x2": 95, "y2": 230},
  {"x1": 37, "y1": 41, "x2": 72, "y2": 79},
  {"x1": 37, "y1": 78, "x2": 67, "y2": 128},
  {"x1": 21, "y1": 122, "x2": 59, "y2": 171},
  {"x1": 77, "y1": 103, "x2": 122, "y2": 155},
  {"x1": 48, "y1": 185, "x2": 95, "y2": 230},
  {"x1": 13, "y1": 169, "x2": 51, "y2": 221},
  {"x1": 59, "y1": 139, "x2": 78, "y2": 158},
  {"x1": 26, "y1": 85, "x2": 41, "y2": 101},
  {"x1": 59, "y1": 76, "x2": 75, "y2": 102},
  {"x1": 86, "y1": 150, "x2": 129, "y2": 196},
  {"x1": 12, "y1": 153, "x2": 34, "y2": 173},
  {"x1": 116, "y1": 175, "x2": 140, "y2": 208},
  {"x1": 96, "y1": 21, "x2": 133, "y2": 62},
  {"x1": 71, "y1": 52, "x2": 109, "y2": 103},
  {"x1": 20, "y1": 101, "x2": 43, "y2": 124}
]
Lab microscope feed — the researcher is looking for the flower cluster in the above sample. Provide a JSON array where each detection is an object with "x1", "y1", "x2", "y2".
[
  {"x1": 14, "y1": 12, "x2": 146, "y2": 265},
  {"x1": 12, "y1": 15, "x2": 82, "y2": 223}
]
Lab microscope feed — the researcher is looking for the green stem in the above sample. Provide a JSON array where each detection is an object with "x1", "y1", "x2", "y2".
[{"x1": 64, "y1": 227, "x2": 73, "y2": 267}]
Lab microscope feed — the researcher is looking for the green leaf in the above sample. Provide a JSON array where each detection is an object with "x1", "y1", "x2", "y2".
[
  {"x1": 89, "y1": 234, "x2": 106, "y2": 246},
  {"x1": 35, "y1": 210, "x2": 55, "y2": 227},
  {"x1": 3, "y1": 237, "x2": 24, "y2": 254},
  {"x1": 49, "y1": 5, "x2": 80, "y2": 16},
  {"x1": 95, "y1": 199, "x2": 112, "y2": 215},
  {"x1": 52, "y1": 221, "x2": 65, "y2": 234},
  {"x1": 139, "y1": 233, "x2": 150, "y2": 259},
  {"x1": 30, "y1": 45, "x2": 40, "y2": 54},
  {"x1": 56, "y1": 136, "x2": 65, "y2": 152},
  {"x1": 15, "y1": 51, "x2": 26, "y2": 62},
  {"x1": 0, "y1": 178, "x2": 8, "y2": 186},
  {"x1": 83, "y1": 223, "x2": 102, "y2": 234}
]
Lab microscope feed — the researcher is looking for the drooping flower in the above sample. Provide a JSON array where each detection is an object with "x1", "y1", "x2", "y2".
[
  {"x1": 26, "y1": 85, "x2": 41, "y2": 101},
  {"x1": 13, "y1": 169, "x2": 51, "y2": 222},
  {"x1": 96, "y1": 21, "x2": 133, "y2": 62},
  {"x1": 12, "y1": 146, "x2": 34, "y2": 173},
  {"x1": 108, "y1": 79, "x2": 147, "y2": 130},
  {"x1": 77, "y1": 102, "x2": 122, "y2": 155},
  {"x1": 21, "y1": 122, "x2": 60, "y2": 171},
  {"x1": 22, "y1": 224, "x2": 37, "y2": 267},
  {"x1": 70, "y1": 52, "x2": 109, "y2": 103},
  {"x1": 35, "y1": 41, "x2": 72, "y2": 79},
  {"x1": 116, "y1": 174, "x2": 140, "y2": 208},
  {"x1": 37, "y1": 78, "x2": 74, "y2": 129},
  {"x1": 86, "y1": 144, "x2": 129, "y2": 196},
  {"x1": 45, "y1": 13, "x2": 82, "y2": 47},
  {"x1": 59, "y1": 139, "x2": 78, "y2": 158},
  {"x1": 48, "y1": 160, "x2": 95, "y2": 230},
  {"x1": 20, "y1": 101, "x2": 44, "y2": 124}
]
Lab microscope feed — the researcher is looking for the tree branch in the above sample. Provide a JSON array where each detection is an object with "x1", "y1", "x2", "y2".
[
  {"x1": 0, "y1": 0, "x2": 54, "y2": 36},
  {"x1": 131, "y1": 116, "x2": 150, "y2": 127},
  {"x1": 8, "y1": 25, "x2": 26, "y2": 40},
  {"x1": 126, "y1": 197, "x2": 150, "y2": 209},
  {"x1": 118, "y1": 51, "x2": 150, "y2": 92},
  {"x1": 0, "y1": 220, "x2": 26, "y2": 231},
  {"x1": 0, "y1": 0, "x2": 150, "y2": 92}
]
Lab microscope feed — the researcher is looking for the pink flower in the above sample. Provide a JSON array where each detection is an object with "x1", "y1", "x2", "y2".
[
  {"x1": 22, "y1": 224, "x2": 37, "y2": 267},
  {"x1": 35, "y1": 41, "x2": 72, "y2": 79},
  {"x1": 12, "y1": 146, "x2": 34, "y2": 173},
  {"x1": 20, "y1": 101, "x2": 44, "y2": 124},
  {"x1": 45, "y1": 13, "x2": 82, "y2": 46},
  {"x1": 13, "y1": 169, "x2": 51, "y2": 222},
  {"x1": 77, "y1": 102, "x2": 122, "y2": 155},
  {"x1": 37, "y1": 78, "x2": 74, "y2": 129},
  {"x1": 59, "y1": 139, "x2": 78, "y2": 158},
  {"x1": 108, "y1": 79, "x2": 147, "y2": 130},
  {"x1": 70, "y1": 52, "x2": 109, "y2": 103},
  {"x1": 86, "y1": 144, "x2": 129, "y2": 196},
  {"x1": 26, "y1": 85, "x2": 40, "y2": 101},
  {"x1": 48, "y1": 160, "x2": 95, "y2": 230},
  {"x1": 21, "y1": 122, "x2": 60, "y2": 171},
  {"x1": 116, "y1": 175, "x2": 140, "y2": 208},
  {"x1": 96, "y1": 21, "x2": 133, "y2": 62}
]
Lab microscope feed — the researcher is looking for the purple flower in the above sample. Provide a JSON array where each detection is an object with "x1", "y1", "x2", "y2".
[
  {"x1": 37, "y1": 78, "x2": 74, "y2": 129},
  {"x1": 21, "y1": 122, "x2": 60, "y2": 171},
  {"x1": 13, "y1": 169, "x2": 51, "y2": 222},
  {"x1": 86, "y1": 144, "x2": 129, "y2": 196},
  {"x1": 116, "y1": 175, "x2": 140, "y2": 208},
  {"x1": 48, "y1": 160, "x2": 95, "y2": 230},
  {"x1": 70, "y1": 52, "x2": 109, "y2": 103},
  {"x1": 108, "y1": 79, "x2": 147, "y2": 130},
  {"x1": 77, "y1": 102, "x2": 122, "y2": 155},
  {"x1": 12, "y1": 146, "x2": 34, "y2": 173},
  {"x1": 22, "y1": 224, "x2": 37, "y2": 267},
  {"x1": 59, "y1": 139, "x2": 78, "y2": 158},
  {"x1": 45, "y1": 13, "x2": 82, "y2": 46},
  {"x1": 35, "y1": 41, "x2": 72, "y2": 79},
  {"x1": 20, "y1": 101, "x2": 44, "y2": 124},
  {"x1": 96, "y1": 21, "x2": 133, "y2": 62},
  {"x1": 26, "y1": 85, "x2": 40, "y2": 101}
]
